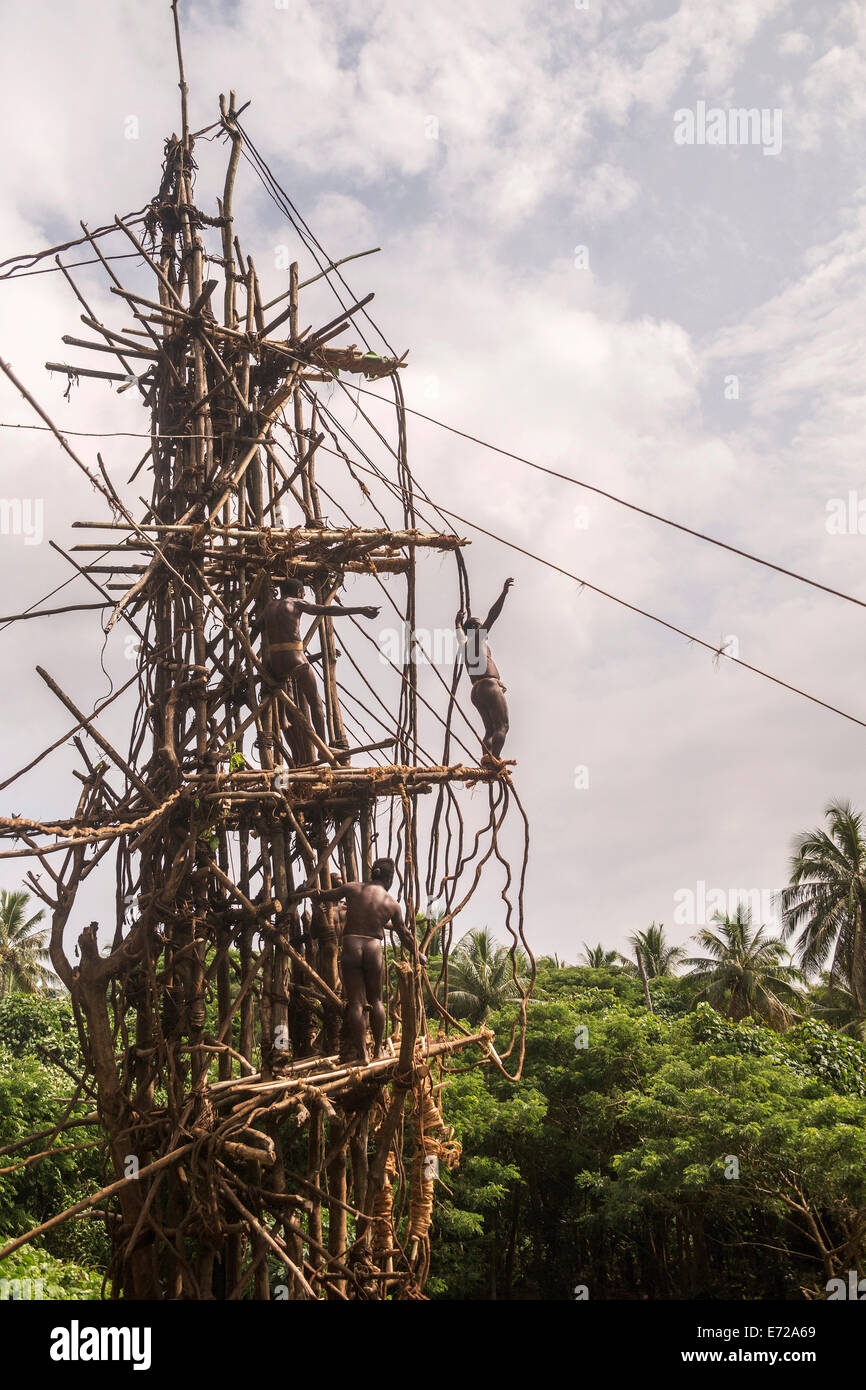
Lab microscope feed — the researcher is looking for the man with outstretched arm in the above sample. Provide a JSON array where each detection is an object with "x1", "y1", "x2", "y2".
[
  {"x1": 456, "y1": 577, "x2": 514, "y2": 762},
  {"x1": 306, "y1": 858, "x2": 424, "y2": 1062},
  {"x1": 262, "y1": 578, "x2": 380, "y2": 748}
]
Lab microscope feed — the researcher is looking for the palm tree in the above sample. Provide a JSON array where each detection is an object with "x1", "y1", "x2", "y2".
[
  {"x1": 416, "y1": 910, "x2": 444, "y2": 957},
  {"x1": 578, "y1": 943, "x2": 620, "y2": 969},
  {"x1": 809, "y1": 969, "x2": 866, "y2": 1041},
  {"x1": 778, "y1": 801, "x2": 866, "y2": 1011},
  {"x1": 537, "y1": 952, "x2": 568, "y2": 969},
  {"x1": 683, "y1": 905, "x2": 804, "y2": 1029},
  {"x1": 0, "y1": 889, "x2": 56, "y2": 996},
  {"x1": 447, "y1": 927, "x2": 528, "y2": 1025},
  {"x1": 621, "y1": 923, "x2": 686, "y2": 978}
]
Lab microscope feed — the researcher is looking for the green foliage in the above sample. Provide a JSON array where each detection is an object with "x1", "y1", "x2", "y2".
[
  {"x1": 786, "y1": 1017, "x2": 866, "y2": 1096},
  {"x1": 0, "y1": 1051, "x2": 98, "y2": 1232},
  {"x1": 0, "y1": 1242, "x2": 103, "y2": 1301},
  {"x1": 198, "y1": 826, "x2": 220, "y2": 852},
  {"x1": 650, "y1": 974, "x2": 694, "y2": 1017},
  {"x1": 577, "y1": 943, "x2": 620, "y2": 969},
  {"x1": 624, "y1": 922, "x2": 686, "y2": 978},
  {"x1": 427, "y1": 982, "x2": 866, "y2": 1299},
  {"x1": 535, "y1": 966, "x2": 643, "y2": 1005},
  {"x1": 0, "y1": 993, "x2": 81, "y2": 1069},
  {"x1": 690, "y1": 1002, "x2": 866, "y2": 1093},
  {"x1": 690, "y1": 999, "x2": 788, "y2": 1059},
  {"x1": 225, "y1": 741, "x2": 247, "y2": 772},
  {"x1": 0, "y1": 890, "x2": 56, "y2": 997},
  {"x1": 780, "y1": 800, "x2": 866, "y2": 1005},
  {"x1": 427, "y1": 1063, "x2": 545, "y2": 1298},
  {"x1": 0, "y1": 1002, "x2": 107, "y2": 1275},
  {"x1": 447, "y1": 927, "x2": 529, "y2": 1026},
  {"x1": 683, "y1": 905, "x2": 805, "y2": 1027},
  {"x1": 809, "y1": 972, "x2": 866, "y2": 1039}
]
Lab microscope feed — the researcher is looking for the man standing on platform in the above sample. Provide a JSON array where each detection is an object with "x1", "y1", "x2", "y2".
[
  {"x1": 306, "y1": 858, "x2": 423, "y2": 1062},
  {"x1": 262, "y1": 578, "x2": 380, "y2": 748}
]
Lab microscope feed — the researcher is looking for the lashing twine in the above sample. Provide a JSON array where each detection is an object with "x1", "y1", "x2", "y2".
[{"x1": 407, "y1": 1073, "x2": 461, "y2": 1242}]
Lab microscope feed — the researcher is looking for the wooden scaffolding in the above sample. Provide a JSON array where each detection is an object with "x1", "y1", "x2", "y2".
[{"x1": 0, "y1": 57, "x2": 532, "y2": 1300}]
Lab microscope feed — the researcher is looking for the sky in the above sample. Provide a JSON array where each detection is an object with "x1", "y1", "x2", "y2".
[{"x1": 1, "y1": 0, "x2": 866, "y2": 965}]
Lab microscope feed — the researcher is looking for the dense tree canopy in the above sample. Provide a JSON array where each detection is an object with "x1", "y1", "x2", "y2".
[
  {"x1": 0, "y1": 994, "x2": 108, "y2": 1287},
  {"x1": 5, "y1": 801, "x2": 866, "y2": 1302},
  {"x1": 427, "y1": 968, "x2": 866, "y2": 1299}
]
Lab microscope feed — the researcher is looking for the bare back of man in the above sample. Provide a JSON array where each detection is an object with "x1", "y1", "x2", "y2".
[
  {"x1": 340, "y1": 883, "x2": 396, "y2": 1061},
  {"x1": 308, "y1": 858, "x2": 420, "y2": 1062},
  {"x1": 262, "y1": 579, "x2": 380, "y2": 748}
]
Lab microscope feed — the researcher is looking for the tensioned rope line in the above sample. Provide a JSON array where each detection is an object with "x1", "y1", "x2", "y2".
[
  {"x1": 0, "y1": 214, "x2": 148, "y2": 279},
  {"x1": 0, "y1": 550, "x2": 115, "y2": 636},
  {"x1": 9, "y1": 122, "x2": 859, "y2": 636},
  {"x1": 309, "y1": 340, "x2": 866, "y2": 631},
  {"x1": 347, "y1": 382, "x2": 866, "y2": 614},
  {"x1": 0, "y1": 253, "x2": 146, "y2": 280},
  {"x1": 331, "y1": 448, "x2": 866, "y2": 734},
  {"x1": 232, "y1": 143, "x2": 376, "y2": 358},
  {"x1": 6, "y1": 384, "x2": 859, "y2": 614},
  {"x1": 288, "y1": 382, "x2": 866, "y2": 751},
  {"x1": 5, "y1": 222, "x2": 860, "y2": 733},
  {"x1": 233, "y1": 119, "x2": 397, "y2": 358},
  {"x1": 277, "y1": 426, "x2": 486, "y2": 755},
  {"x1": 5, "y1": 410, "x2": 865, "y2": 734},
  {"x1": 219, "y1": 128, "x2": 866, "y2": 624},
  {"x1": 305, "y1": 384, "x2": 866, "y2": 733},
  {"x1": 0, "y1": 424, "x2": 264, "y2": 439}
]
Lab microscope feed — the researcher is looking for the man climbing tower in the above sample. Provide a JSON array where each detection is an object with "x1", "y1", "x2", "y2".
[
  {"x1": 306, "y1": 858, "x2": 422, "y2": 1062},
  {"x1": 457, "y1": 577, "x2": 514, "y2": 762},
  {"x1": 262, "y1": 578, "x2": 380, "y2": 749}
]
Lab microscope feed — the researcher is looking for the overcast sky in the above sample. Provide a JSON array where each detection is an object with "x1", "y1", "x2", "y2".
[{"x1": 1, "y1": 0, "x2": 865, "y2": 965}]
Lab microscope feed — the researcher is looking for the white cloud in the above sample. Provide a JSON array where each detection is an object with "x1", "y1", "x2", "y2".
[
  {"x1": 1, "y1": 0, "x2": 865, "y2": 963},
  {"x1": 578, "y1": 163, "x2": 639, "y2": 222},
  {"x1": 778, "y1": 30, "x2": 812, "y2": 56}
]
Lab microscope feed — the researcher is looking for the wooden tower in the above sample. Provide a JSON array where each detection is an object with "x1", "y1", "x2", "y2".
[{"x1": 0, "y1": 47, "x2": 531, "y2": 1301}]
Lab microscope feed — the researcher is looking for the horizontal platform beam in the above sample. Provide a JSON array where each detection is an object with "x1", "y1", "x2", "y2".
[
  {"x1": 73, "y1": 522, "x2": 467, "y2": 550},
  {"x1": 0, "y1": 764, "x2": 511, "y2": 846},
  {"x1": 200, "y1": 1028, "x2": 489, "y2": 1106}
]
